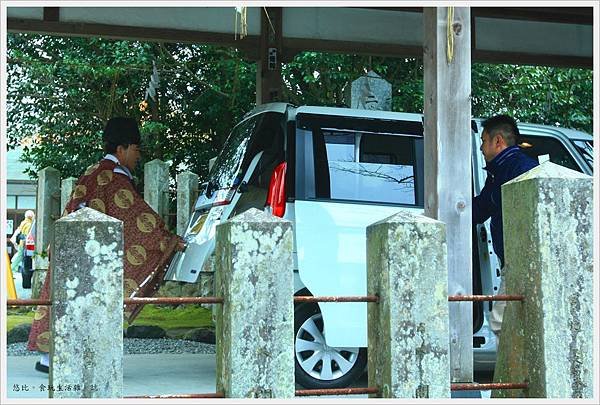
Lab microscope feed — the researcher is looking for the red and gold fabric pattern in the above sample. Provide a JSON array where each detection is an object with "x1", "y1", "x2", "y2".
[{"x1": 27, "y1": 158, "x2": 182, "y2": 352}]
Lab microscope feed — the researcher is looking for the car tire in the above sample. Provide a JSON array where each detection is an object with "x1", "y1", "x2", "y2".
[{"x1": 294, "y1": 302, "x2": 367, "y2": 389}]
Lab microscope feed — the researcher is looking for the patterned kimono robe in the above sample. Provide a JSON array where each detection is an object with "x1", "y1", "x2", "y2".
[{"x1": 28, "y1": 155, "x2": 182, "y2": 352}]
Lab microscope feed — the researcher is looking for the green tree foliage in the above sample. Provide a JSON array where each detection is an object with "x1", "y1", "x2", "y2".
[
  {"x1": 7, "y1": 34, "x2": 256, "y2": 184},
  {"x1": 281, "y1": 53, "x2": 592, "y2": 134},
  {"x1": 471, "y1": 63, "x2": 593, "y2": 132},
  {"x1": 7, "y1": 33, "x2": 592, "y2": 189},
  {"x1": 282, "y1": 53, "x2": 424, "y2": 113},
  {"x1": 8, "y1": 35, "x2": 154, "y2": 178}
]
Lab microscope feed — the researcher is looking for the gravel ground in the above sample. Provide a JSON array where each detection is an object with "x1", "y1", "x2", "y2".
[{"x1": 7, "y1": 338, "x2": 216, "y2": 357}]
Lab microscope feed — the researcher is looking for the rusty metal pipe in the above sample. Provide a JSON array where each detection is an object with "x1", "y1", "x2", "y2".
[
  {"x1": 295, "y1": 387, "x2": 379, "y2": 396},
  {"x1": 7, "y1": 299, "x2": 52, "y2": 306},
  {"x1": 294, "y1": 295, "x2": 379, "y2": 303},
  {"x1": 125, "y1": 392, "x2": 225, "y2": 399},
  {"x1": 448, "y1": 294, "x2": 524, "y2": 302},
  {"x1": 7, "y1": 297, "x2": 224, "y2": 307},
  {"x1": 451, "y1": 382, "x2": 528, "y2": 391},
  {"x1": 124, "y1": 297, "x2": 223, "y2": 305}
]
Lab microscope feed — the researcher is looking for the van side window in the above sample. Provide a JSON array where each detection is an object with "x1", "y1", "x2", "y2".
[
  {"x1": 321, "y1": 130, "x2": 419, "y2": 205},
  {"x1": 324, "y1": 133, "x2": 355, "y2": 162},
  {"x1": 519, "y1": 135, "x2": 579, "y2": 171}
]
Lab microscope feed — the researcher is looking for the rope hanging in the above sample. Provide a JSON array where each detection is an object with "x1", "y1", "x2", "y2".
[
  {"x1": 446, "y1": 6, "x2": 455, "y2": 64},
  {"x1": 235, "y1": 6, "x2": 247, "y2": 40},
  {"x1": 263, "y1": 7, "x2": 276, "y2": 35}
]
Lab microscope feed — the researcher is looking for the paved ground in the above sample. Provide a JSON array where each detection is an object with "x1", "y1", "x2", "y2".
[
  {"x1": 7, "y1": 353, "x2": 374, "y2": 399},
  {"x1": 7, "y1": 353, "x2": 218, "y2": 399},
  {"x1": 7, "y1": 353, "x2": 489, "y2": 399}
]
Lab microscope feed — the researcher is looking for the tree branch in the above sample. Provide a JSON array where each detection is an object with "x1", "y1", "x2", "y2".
[{"x1": 330, "y1": 162, "x2": 414, "y2": 186}]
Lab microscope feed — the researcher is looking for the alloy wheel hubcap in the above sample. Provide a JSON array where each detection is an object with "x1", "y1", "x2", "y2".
[{"x1": 295, "y1": 313, "x2": 359, "y2": 380}]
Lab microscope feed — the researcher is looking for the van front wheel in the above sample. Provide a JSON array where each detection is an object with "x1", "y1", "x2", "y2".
[{"x1": 294, "y1": 303, "x2": 367, "y2": 389}]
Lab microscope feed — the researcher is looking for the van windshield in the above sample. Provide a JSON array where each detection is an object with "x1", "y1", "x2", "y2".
[
  {"x1": 207, "y1": 112, "x2": 285, "y2": 194},
  {"x1": 207, "y1": 115, "x2": 259, "y2": 192}
]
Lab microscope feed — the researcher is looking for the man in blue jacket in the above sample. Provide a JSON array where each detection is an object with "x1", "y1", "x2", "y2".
[{"x1": 473, "y1": 114, "x2": 538, "y2": 335}]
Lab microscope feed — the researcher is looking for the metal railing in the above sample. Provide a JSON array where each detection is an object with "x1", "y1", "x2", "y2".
[{"x1": 7, "y1": 293, "x2": 529, "y2": 398}]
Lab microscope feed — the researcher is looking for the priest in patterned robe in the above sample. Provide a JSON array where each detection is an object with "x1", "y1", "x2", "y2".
[{"x1": 28, "y1": 117, "x2": 185, "y2": 373}]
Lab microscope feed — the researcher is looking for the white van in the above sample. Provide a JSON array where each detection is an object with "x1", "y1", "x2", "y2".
[{"x1": 165, "y1": 103, "x2": 594, "y2": 388}]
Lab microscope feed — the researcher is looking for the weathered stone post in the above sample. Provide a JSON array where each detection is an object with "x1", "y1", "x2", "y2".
[
  {"x1": 32, "y1": 167, "x2": 61, "y2": 298},
  {"x1": 367, "y1": 211, "x2": 450, "y2": 398},
  {"x1": 144, "y1": 159, "x2": 170, "y2": 222},
  {"x1": 60, "y1": 177, "x2": 77, "y2": 213},
  {"x1": 50, "y1": 207, "x2": 124, "y2": 398},
  {"x1": 493, "y1": 162, "x2": 593, "y2": 398},
  {"x1": 215, "y1": 208, "x2": 294, "y2": 398},
  {"x1": 156, "y1": 171, "x2": 199, "y2": 300},
  {"x1": 176, "y1": 171, "x2": 199, "y2": 236}
]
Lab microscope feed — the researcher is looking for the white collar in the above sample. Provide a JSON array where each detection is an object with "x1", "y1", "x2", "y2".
[
  {"x1": 104, "y1": 154, "x2": 133, "y2": 180},
  {"x1": 104, "y1": 154, "x2": 120, "y2": 164}
]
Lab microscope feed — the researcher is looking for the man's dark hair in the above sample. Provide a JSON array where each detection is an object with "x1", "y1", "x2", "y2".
[
  {"x1": 103, "y1": 117, "x2": 141, "y2": 153},
  {"x1": 482, "y1": 114, "x2": 520, "y2": 147}
]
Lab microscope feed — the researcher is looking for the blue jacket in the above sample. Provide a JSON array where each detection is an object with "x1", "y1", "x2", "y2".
[{"x1": 473, "y1": 145, "x2": 539, "y2": 266}]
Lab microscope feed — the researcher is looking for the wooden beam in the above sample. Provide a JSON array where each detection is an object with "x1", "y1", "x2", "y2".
[
  {"x1": 473, "y1": 49, "x2": 592, "y2": 69},
  {"x1": 256, "y1": 7, "x2": 283, "y2": 104},
  {"x1": 358, "y1": 6, "x2": 593, "y2": 25},
  {"x1": 472, "y1": 7, "x2": 593, "y2": 25},
  {"x1": 7, "y1": 16, "x2": 592, "y2": 69},
  {"x1": 423, "y1": 7, "x2": 473, "y2": 382},
  {"x1": 471, "y1": 12, "x2": 477, "y2": 52},
  {"x1": 354, "y1": 6, "x2": 423, "y2": 14},
  {"x1": 43, "y1": 7, "x2": 59, "y2": 22},
  {"x1": 283, "y1": 37, "x2": 423, "y2": 60},
  {"x1": 7, "y1": 18, "x2": 260, "y2": 56}
]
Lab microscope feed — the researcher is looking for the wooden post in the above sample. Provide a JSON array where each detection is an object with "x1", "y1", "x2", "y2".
[
  {"x1": 256, "y1": 7, "x2": 282, "y2": 105},
  {"x1": 423, "y1": 7, "x2": 473, "y2": 382}
]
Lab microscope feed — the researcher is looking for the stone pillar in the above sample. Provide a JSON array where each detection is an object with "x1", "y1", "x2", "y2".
[
  {"x1": 493, "y1": 162, "x2": 593, "y2": 398},
  {"x1": 60, "y1": 177, "x2": 77, "y2": 213},
  {"x1": 346, "y1": 70, "x2": 392, "y2": 110},
  {"x1": 50, "y1": 208, "x2": 124, "y2": 398},
  {"x1": 144, "y1": 159, "x2": 170, "y2": 222},
  {"x1": 176, "y1": 171, "x2": 199, "y2": 236},
  {"x1": 215, "y1": 208, "x2": 294, "y2": 398},
  {"x1": 367, "y1": 211, "x2": 450, "y2": 398},
  {"x1": 32, "y1": 167, "x2": 61, "y2": 298}
]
